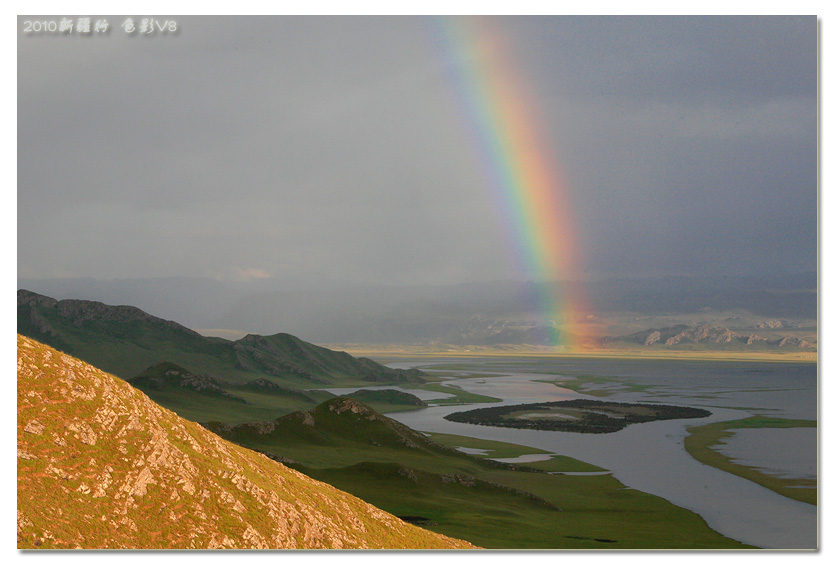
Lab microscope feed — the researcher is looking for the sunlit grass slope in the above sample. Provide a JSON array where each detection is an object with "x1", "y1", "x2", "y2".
[{"x1": 17, "y1": 335, "x2": 475, "y2": 550}]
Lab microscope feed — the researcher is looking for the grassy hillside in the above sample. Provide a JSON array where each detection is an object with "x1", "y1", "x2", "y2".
[
  {"x1": 17, "y1": 335, "x2": 475, "y2": 550},
  {"x1": 17, "y1": 289, "x2": 428, "y2": 421},
  {"x1": 205, "y1": 397, "x2": 751, "y2": 549}
]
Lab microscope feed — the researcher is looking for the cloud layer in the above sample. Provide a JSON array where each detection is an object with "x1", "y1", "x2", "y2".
[{"x1": 18, "y1": 15, "x2": 817, "y2": 285}]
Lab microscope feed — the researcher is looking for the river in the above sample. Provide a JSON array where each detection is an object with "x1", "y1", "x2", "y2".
[{"x1": 380, "y1": 357, "x2": 818, "y2": 549}]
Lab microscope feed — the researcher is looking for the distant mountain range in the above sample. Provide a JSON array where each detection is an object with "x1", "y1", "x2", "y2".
[
  {"x1": 613, "y1": 324, "x2": 814, "y2": 349},
  {"x1": 17, "y1": 335, "x2": 474, "y2": 549}
]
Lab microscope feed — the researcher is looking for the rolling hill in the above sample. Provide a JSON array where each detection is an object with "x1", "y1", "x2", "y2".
[{"x1": 17, "y1": 289, "x2": 427, "y2": 422}]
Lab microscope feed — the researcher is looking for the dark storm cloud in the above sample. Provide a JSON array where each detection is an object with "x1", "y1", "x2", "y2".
[{"x1": 17, "y1": 15, "x2": 816, "y2": 284}]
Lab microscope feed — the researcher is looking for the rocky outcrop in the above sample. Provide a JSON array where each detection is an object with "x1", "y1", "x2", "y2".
[
  {"x1": 663, "y1": 325, "x2": 739, "y2": 346},
  {"x1": 17, "y1": 335, "x2": 475, "y2": 550},
  {"x1": 775, "y1": 336, "x2": 812, "y2": 348},
  {"x1": 745, "y1": 334, "x2": 765, "y2": 345},
  {"x1": 643, "y1": 331, "x2": 661, "y2": 346}
]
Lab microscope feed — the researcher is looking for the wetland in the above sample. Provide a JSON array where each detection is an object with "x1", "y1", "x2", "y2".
[{"x1": 380, "y1": 355, "x2": 817, "y2": 549}]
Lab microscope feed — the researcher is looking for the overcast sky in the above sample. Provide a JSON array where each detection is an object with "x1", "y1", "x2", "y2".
[{"x1": 17, "y1": 15, "x2": 817, "y2": 287}]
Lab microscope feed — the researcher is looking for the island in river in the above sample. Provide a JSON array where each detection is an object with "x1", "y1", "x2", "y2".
[{"x1": 444, "y1": 399, "x2": 712, "y2": 433}]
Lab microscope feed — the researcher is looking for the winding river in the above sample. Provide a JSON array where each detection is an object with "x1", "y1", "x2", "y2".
[{"x1": 380, "y1": 358, "x2": 817, "y2": 549}]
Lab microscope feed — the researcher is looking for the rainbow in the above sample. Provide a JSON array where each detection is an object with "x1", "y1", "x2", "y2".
[{"x1": 429, "y1": 16, "x2": 593, "y2": 348}]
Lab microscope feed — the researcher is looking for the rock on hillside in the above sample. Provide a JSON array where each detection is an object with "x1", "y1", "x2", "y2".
[{"x1": 17, "y1": 335, "x2": 475, "y2": 550}]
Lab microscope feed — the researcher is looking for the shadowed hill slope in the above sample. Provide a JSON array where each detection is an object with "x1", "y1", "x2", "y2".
[
  {"x1": 130, "y1": 362, "x2": 249, "y2": 403},
  {"x1": 17, "y1": 335, "x2": 474, "y2": 550},
  {"x1": 17, "y1": 289, "x2": 426, "y2": 387}
]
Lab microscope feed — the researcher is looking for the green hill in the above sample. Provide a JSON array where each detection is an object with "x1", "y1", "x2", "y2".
[
  {"x1": 17, "y1": 289, "x2": 427, "y2": 422},
  {"x1": 18, "y1": 289, "x2": 234, "y2": 381},
  {"x1": 232, "y1": 332, "x2": 425, "y2": 386},
  {"x1": 344, "y1": 389, "x2": 427, "y2": 410}
]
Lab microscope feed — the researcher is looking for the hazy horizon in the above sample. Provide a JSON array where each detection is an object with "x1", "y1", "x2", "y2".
[{"x1": 17, "y1": 271, "x2": 817, "y2": 345}]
